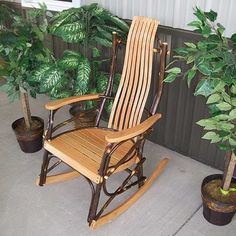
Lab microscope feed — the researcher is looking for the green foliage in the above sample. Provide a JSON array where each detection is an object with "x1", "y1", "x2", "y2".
[
  {"x1": 0, "y1": 4, "x2": 52, "y2": 102},
  {"x1": 165, "y1": 7, "x2": 236, "y2": 154},
  {"x1": 49, "y1": 3, "x2": 128, "y2": 46},
  {"x1": 35, "y1": 3, "x2": 128, "y2": 111}
]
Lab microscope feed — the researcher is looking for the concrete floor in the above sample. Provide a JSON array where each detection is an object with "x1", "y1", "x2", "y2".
[{"x1": 0, "y1": 91, "x2": 236, "y2": 236}]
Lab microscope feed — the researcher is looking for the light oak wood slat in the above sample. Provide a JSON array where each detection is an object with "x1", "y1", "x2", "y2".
[
  {"x1": 44, "y1": 140, "x2": 102, "y2": 183},
  {"x1": 85, "y1": 128, "x2": 135, "y2": 155},
  {"x1": 44, "y1": 127, "x2": 139, "y2": 183},
  {"x1": 131, "y1": 20, "x2": 158, "y2": 127},
  {"x1": 105, "y1": 113, "x2": 162, "y2": 143},
  {"x1": 45, "y1": 94, "x2": 100, "y2": 110},
  {"x1": 135, "y1": 21, "x2": 159, "y2": 126},
  {"x1": 73, "y1": 129, "x2": 134, "y2": 161},
  {"x1": 117, "y1": 18, "x2": 145, "y2": 130},
  {"x1": 36, "y1": 171, "x2": 81, "y2": 185},
  {"x1": 66, "y1": 132, "x2": 116, "y2": 166},
  {"x1": 108, "y1": 16, "x2": 140, "y2": 129},
  {"x1": 59, "y1": 133, "x2": 106, "y2": 166},
  {"x1": 112, "y1": 17, "x2": 141, "y2": 130},
  {"x1": 123, "y1": 19, "x2": 149, "y2": 130},
  {"x1": 91, "y1": 158, "x2": 169, "y2": 229},
  {"x1": 128, "y1": 19, "x2": 154, "y2": 128},
  {"x1": 108, "y1": 17, "x2": 159, "y2": 131},
  {"x1": 67, "y1": 128, "x2": 137, "y2": 168}
]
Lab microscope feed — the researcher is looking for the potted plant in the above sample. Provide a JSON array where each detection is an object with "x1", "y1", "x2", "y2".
[
  {"x1": 165, "y1": 7, "x2": 236, "y2": 225},
  {"x1": 0, "y1": 4, "x2": 52, "y2": 152},
  {"x1": 33, "y1": 3, "x2": 128, "y2": 126}
]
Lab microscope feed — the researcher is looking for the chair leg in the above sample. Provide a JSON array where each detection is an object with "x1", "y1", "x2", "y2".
[
  {"x1": 39, "y1": 150, "x2": 50, "y2": 186},
  {"x1": 87, "y1": 183, "x2": 102, "y2": 225},
  {"x1": 137, "y1": 164, "x2": 145, "y2": 188}
]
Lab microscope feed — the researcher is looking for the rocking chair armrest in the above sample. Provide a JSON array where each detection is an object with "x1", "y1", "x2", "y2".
[
  {"x1": 45, "y1": 94, "x2": 101, "y2": 111},
  {"x1": 105, "y1": 113, "x2": 162, "y2": 143}
]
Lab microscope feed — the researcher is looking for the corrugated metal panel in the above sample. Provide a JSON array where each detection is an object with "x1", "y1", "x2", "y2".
[{"x1": 83, "y1": 0, "x2": 236, "y2": 37}]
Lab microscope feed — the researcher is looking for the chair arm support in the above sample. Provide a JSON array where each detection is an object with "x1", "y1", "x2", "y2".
[
  {"x1": 45, "y1": 94, "x2": 101, "y2": 110},
  {"x1": 105, "y1": 113, "x2": 162, "y2": 143}
]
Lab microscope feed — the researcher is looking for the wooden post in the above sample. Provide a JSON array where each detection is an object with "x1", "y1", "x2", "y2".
[
  {"x1": 222, "y1": 152, "x2": 236, "y2": 191},
  {"x1": 20, "y1": 89, "x2": 32, "y2": 129}
]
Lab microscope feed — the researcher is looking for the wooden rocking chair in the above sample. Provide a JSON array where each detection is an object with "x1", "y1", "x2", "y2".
[{"x1": 37, "y1": 16, "x2": 169, "y2": 229}]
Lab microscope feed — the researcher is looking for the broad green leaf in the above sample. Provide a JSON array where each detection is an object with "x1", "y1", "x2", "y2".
[
  {"x1": 216, "y1": 102, "x2": 232, "y2": 111},
  {"x1": 202, "y1": 25, "x2": 211, "y2": 37},
  {"x1": 188, "y1": 20, "x2": 202, "y2": 29},
  {"x1": 231, "y1": 85, "x2": 236, "y2": 94},
  {"x1": 94, "y1": 36, "x2": 112, "y2": 47},
  {"x1": 202, "y1": 131, "x2": 218, "y2": 140},
  {"x1": 206, "y1": 93, "x2": 221, "y2": 104},
  {"x1": 213, "y1": 60, "x2": 225, "y2": 73},
  {"x1": 231, "y1": 33, "x2": 236, "y2": 48},
  {"x1": 229, "y1": 138, "x2": 236, "y2": 146},
  {"x1": 212, "y1": 81, "x2": 225, "y2": 93},
  {"x1": 197, "y1": 63, "x2": 211, "y2": 75},
  {"x1": 196, "y1": 119, "x2": 216, "y2": 128},
  {"x1": 165, "y1": 67, "x2": 181, "y2": 74},
  {"x1": 205, "y1": 10, "x2": 217, "y2": 22},
  {"x1": 212, "y1": 114, "x2": 229, "y2": 121},
  {"x1": 184, "y1": 42, "x2": 196, "y2": 48},
  {"x1": 194, "y1": 7, "x2": 206, "y2": 21},
  {"x1": 58, "y1": 50, "x2": 82, "y2": 69},
  {"x1": 75, "y1": 57, "x2": 91, "y2": 95},
  {"x1": 232, "y1": 98, "x2": 236, "y2": 106},
  {"x1": 229, "y1": 109, "x2": 236, "y2": 120},
  {"x1": 187, "y1": 69, "x2": 196, "y2": 87},
  {"x1": 164, "y1": 73, "x2": 177, "y2": 83},
  {"x1": 217, "y1": 23, "x2": 225, "y2": 35},
  {"x1": 174, "y1": 47, "x2": 189, "y2": 56},
  {"x1": 219, "y1": 122, "x2": 234, "y2": 131},
  {"x1": 194, "y1": 79, "x2": 221, "y2": 97},
  {"x1": 218, "y1": 143, "x2": 230, "y2": 151}
]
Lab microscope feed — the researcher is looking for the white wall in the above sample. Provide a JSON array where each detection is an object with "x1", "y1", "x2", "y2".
[
  {"x1": 83, "y1": 0, "x2": 236, "y2": 37},
  {"x1": 6, "y1": 0, "x2": 236, "y2": 37}
]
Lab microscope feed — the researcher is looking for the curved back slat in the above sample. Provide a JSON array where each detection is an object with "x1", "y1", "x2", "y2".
[{"x1": 108, "y1": 16, "x2": 159, "y2": 130}]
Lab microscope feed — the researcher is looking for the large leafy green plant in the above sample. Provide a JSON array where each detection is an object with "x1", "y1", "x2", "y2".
[
  {"x1": 165, "y1": 7, "x2": 236, "y2": 194},
  {"x1": 0, "y1": 4, "x2": 52, "y2": 129},
  {"x1": 34, "y1": 3, "x2": 128, "y2": 111}
]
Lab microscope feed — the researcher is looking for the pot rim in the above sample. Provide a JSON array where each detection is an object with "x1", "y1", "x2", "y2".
[
  {"x1": 201, "y1": 174, "x2": 236, "y2": 207},
  {"x1": 12, "y1": 116, "x2": 44, "y2": 136}
]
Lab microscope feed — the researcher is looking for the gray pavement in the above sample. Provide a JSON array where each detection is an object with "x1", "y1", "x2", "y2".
[{"x1": 0, "y1": 92, "x2": 235, "y2": 236}]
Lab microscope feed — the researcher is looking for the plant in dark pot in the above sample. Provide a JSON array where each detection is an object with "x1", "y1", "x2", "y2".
[
  {"x1": 165, "y1": 7, "x2": 236, "y2": 225},
  {"x1": 33, "y1": 3, "x2": 128, "y2": 128},
  {"x1": 0, "y1": 5, "x2": 52, "y2": 153}
]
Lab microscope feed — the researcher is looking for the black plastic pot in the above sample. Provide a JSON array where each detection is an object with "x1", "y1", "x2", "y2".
[
  {"x1": 12, "y1": 116, "x2": 44, "y2": 153},
  {"x1": 201, "y1": 174, "x2": 236, "y2": 226}
]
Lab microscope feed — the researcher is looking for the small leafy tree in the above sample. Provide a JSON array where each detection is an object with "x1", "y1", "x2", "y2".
[
  {"x1": 0, "y1": 4, "x2": 52, "y2": 129},
  {"x1": 34, "y1": 3, "x2": 128, "y2": 112},
  {"x1": 165, "y1": 7, "x2": 236, "y2": 195}
]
